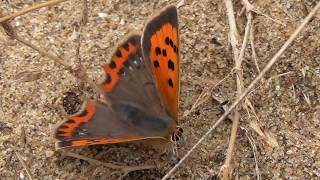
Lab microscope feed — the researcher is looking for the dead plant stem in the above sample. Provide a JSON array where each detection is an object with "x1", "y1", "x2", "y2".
[{"x1": 0, "y1": 0, "x2": 68, "y2": 23}]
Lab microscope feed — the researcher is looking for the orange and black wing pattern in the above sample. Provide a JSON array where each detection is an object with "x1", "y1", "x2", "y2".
[
  {"x1": 100, "y1": 34, "x2": 140, "y2": 93},
  {"x1": 54, "y1": 102, "x2": 170, "y2": 149},
  {"x1": 54, "y1": 33, "x2": 175, "y2": 149},
  {"x1": 142, "y1": 6, "x2": 180, "y2": 122}
]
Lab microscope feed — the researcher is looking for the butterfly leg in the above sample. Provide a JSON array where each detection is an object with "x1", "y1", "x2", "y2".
[{"x1": 170, "y1": 126, "x2": 184, "y2": 142}]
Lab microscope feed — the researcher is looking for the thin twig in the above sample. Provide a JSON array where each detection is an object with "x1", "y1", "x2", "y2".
[
  {"x1": 242, "y1": 0, "x2": 286, "y2": 26},
  {"x1": 15, "y1": 151, "x2": 34, "y2": 180},
  {"x1": 161, "y1": 2, "x2": 320, "y2": 179},
  {"x1": 241, "y1": 127, "x2": 261, "y2": 180},
  {"x1": 238, "y1": 7, "x2": 253, "y2": 67},
  {"x1": 249, "y1": 19, "x2": 261, "y2": 73},
  {"x1": 0, "y1": 0, "x2": 68, "y2": 23},
  {"x1": 183, "y1": 71, "x2": 233, "y2": 118},
  {"x1": 15, "y1": 35, "x2": 72, "y2": 69}
]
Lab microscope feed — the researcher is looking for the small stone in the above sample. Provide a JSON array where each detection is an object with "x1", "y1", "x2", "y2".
[
  {"x1": 98, "y1": 12, "x2": 108, "y2": 18},
  {"x1": 45, "y1": 150, "x2": 54, "y2": 157}
]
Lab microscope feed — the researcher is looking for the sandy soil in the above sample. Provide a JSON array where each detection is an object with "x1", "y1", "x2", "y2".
[{"x1": 0, "y1": 0, "x2": 319, "y2": 179}]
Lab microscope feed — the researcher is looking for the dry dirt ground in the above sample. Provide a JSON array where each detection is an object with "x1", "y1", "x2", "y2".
[{"x1": 1, "y1": 0, "x2": 320, "y2": 179}]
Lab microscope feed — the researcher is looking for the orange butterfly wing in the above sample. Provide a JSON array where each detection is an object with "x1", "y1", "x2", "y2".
[{"x1": 142, "y1": 6, "x2": 180, "y2": 122}]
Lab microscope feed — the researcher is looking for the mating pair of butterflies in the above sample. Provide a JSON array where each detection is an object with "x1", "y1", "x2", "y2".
[{"x1": 54, "y1": 6, "x2": 181, "y2": 148}]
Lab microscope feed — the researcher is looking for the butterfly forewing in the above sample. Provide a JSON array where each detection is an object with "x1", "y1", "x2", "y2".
[{"x1": 142, "y1": 6, "x2": 180, "y2": 122}]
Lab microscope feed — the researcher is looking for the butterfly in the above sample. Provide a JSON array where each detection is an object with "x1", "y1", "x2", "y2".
[{"x1": 54, "y1": 5, "x2": 181, "y2": 149}]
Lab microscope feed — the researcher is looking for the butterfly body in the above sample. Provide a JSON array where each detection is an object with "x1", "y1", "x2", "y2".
[{"x1": 54, "y1": 6, "x2": 180, "y2": 149}]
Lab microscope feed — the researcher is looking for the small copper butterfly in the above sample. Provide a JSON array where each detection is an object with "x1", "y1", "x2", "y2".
[{"x1": 54, "y1": 6, "x2": 181, "y2": 149}]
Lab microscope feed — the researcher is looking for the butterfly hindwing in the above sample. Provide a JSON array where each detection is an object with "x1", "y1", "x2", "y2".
[
  {"x1": 54, "y1": 102, "x2": 170, "y2": 148},
  {"x1": 142, "y1": 6, "x2": 180, "y2": 122}
]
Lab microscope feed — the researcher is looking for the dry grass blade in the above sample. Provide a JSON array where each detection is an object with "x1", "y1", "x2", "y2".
[
  {"x1": 161, "y1": 2, "x2": 320, "y2": 179},
  {"x1": 15, "y1": 151, "x2": 34, "y2": 180},
  {"x1": 0, "y1": 0, "x2": 68, "y2": 23},
  {"x1": 13, "y1": 70, "x2": 42, "y2": 82},
  {"x1": 242, "y1": 127, "x2": 261, "y2": 180}
]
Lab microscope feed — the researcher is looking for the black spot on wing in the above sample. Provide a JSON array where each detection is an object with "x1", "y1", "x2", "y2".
[
  {"x1": 115, "y1": 50, "x2": 122, "y2": 57},
  {"x1": 168, "y1": 59, "x2": 174, "y2": 71},
  {"x1": 165, "y1": 37, "x2": 170, "y2": 45},
  {"x1": 162, "y1": 49, "x2": 167, "y2": 56},
  {"x1": 109, "y1": 60, "x2": 116, "y2": 69},
  {"x1": 77, "y1": 109, "x2": 88, "y2": 117},
  {"x1": 66, "y1": 119, "x2": 76, "y2": 124},
  {"x1": 155, "y1": 47, "x2": 161, "y2": 55},
  {"x1": 173, "y1": 45, "x2": 178, "y2": 53},
  {"x1": 118, "y1": 69, "x2": 125, "y2": 76},
  {"x1": 168, "y1": 78, "x2": 173, "y2": 88},
  {"x1": 104, "y1": 73, "x2": 112, "y2": 84},
  {"x1": 169, "y1": 39, "x2": 173, "y2": 47},
  {"x1": 123, "y1": 43, "x2": 129, "y2": 51},
  {"x1": 59, "y1": 125, "x2": 69, "y2": 129},
  {"x1": 154, "y1": 60, "x2": 160, "y2": 68}
]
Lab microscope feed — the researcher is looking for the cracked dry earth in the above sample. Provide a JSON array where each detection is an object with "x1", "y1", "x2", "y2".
[{"x1": 0, "y1": 0, "x2": 319, "y2": 179}]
